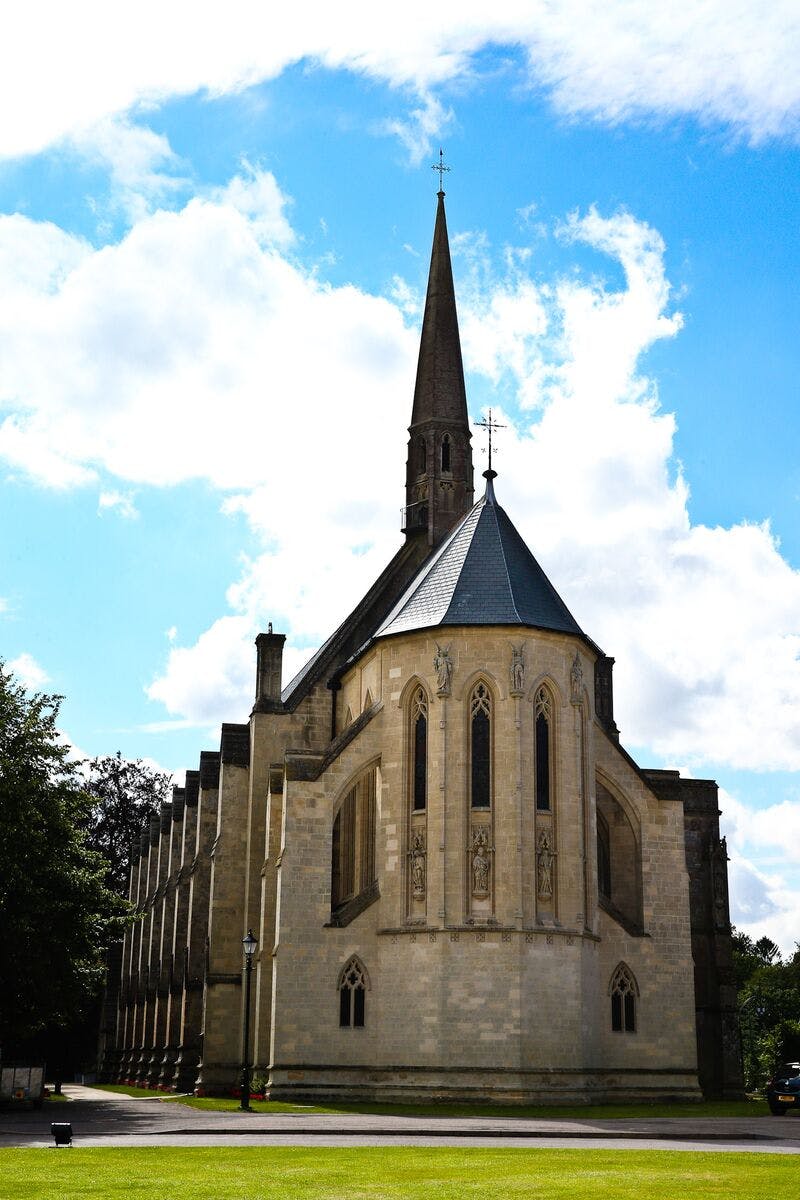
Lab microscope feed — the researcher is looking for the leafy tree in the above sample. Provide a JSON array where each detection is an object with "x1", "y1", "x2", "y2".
[
  {"x1": 733, "y1": 927, "x2": 800, "y2": 1088},
  {"x1": 0, "y1": 664, "x2": 129, "y2": 1049},
  {"x1": 82, "y1": 752, "x2": 171, "y2": 894}
]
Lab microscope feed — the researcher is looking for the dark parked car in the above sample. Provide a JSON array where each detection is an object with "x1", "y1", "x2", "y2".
[{"x1": 766, "y1": 1062, "x2": 800, "y2": 1115}]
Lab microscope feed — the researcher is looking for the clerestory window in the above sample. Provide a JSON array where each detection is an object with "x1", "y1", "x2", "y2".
[
  {"x1": 411, "y1": 687, "x2": 427, "y2": 811},
  {"x1": 470, "y1": 683, "x2": 492, "y2": 809},
  {"x1": 534, "y1": 686, "x2": 552, "y2": 811},
  {"x1": 331, "y1": 769, "x2": 377, "y2": 914}
]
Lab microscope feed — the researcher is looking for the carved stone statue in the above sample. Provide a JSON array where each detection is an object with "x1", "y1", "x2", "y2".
[
  {"x1": 537, "y1": 828, "x2": 555, "y2": 899},
  {"x1": 410, "y1": 830, "x2": 426, "y2": 899},
  {"x1": 434, "y1": 644, "x2": 453, "y2": 696},
  {"x1": 510, "y1": 645, "x2": 525, "y2": 695},
  {"x1": 570, "y1": 652, "x2": 583, "y2": 705},
  {"x1": 471, "y1": 827, "x2": 491, "y2": 897}
]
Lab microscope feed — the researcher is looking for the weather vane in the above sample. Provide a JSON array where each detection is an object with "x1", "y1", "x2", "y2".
[
  {"x1": 475, "y1": 408, "x2": 506, "y2": 475},
  {"x1": 432, "y1": 148, "x2": 450, "y2": 192}
]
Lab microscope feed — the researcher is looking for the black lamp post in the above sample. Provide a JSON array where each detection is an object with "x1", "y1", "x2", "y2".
[{"x1": 239, "y1": 929, "x2": 257, "y2": 1112}]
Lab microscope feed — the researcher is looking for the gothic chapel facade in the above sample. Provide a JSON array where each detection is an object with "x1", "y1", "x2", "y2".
[{"x1": 106, "y1": 190, "x2": 743, "y2": 1102}]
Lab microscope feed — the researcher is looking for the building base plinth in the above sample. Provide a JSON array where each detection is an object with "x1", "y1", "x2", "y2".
[{"x1": 267, "y1": 1065, "x2": 702, "y2": 1106}]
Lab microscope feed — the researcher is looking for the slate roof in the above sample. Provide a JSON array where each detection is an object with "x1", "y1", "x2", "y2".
[{"x1": 375, "y1": 473, "x2": 597, "y2": 645}]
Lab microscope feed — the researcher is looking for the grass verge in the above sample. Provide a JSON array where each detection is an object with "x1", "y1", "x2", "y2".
[
  {"x1": 169, "y1": 1095, "x2": 769, "y2": 1119},
  {"x1": 1, "y1": 1147, "x2": 794, "y2": 1200}
]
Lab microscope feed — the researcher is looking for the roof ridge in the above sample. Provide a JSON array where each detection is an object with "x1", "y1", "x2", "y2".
[{"x1": 487, "y1": 494, "x2": 523, "y2": 624}]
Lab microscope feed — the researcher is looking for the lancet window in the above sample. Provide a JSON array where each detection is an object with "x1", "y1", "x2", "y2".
[
  {"x1": 411, "y1": 687, "x2": 428, "y2": 811},
  {"x1": 534, "y1": 686, "x2": 552, "y2": 811},
  {"x1": 416, "y1": 436, "x2": 427, "y2": 475},
  {"x1": 441, "y1": 434, "x2": 451, "y2": 472},
  {"x1": 609, "y1": 963, "x2": 638, "y2": 1033},
  {"x1": 331, "y1": 769, "x2": 377, "y2": 914},
  {"x1": 470, "y1": 683, "x2": 492, "y2": 809},
  {"x1": 338, "y1": 957, "x2": 367, "y2": 1027}
]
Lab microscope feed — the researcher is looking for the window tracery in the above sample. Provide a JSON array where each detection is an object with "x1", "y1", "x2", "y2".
[
  {"x1": 534, "y1": 685, "x2": 552, "y2": 811},
  {"x1": 339, "y1": 957, "x2": 367, "y2": 1027},
  {"x1": 609, "y1": 962, "x2": 638, "y2": 1033},
  {"x1": 470, "y1": 683, "x2": 492, "y2": 809},
  {"x1": 411, "y1": 687, "x2": 428, "y2": 811}
]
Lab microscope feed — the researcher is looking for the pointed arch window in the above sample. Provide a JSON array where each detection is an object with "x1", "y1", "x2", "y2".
[
  {"x1": 338, "y1": 957, "x2": 367, "y2": 1027},
  {"x1": 609, "y1": 963, "x2": 638, "y2": 1033},
  {"x1": 331, "y1": 769, "x2": 377, "y2": 915},
  {"x1": 470, "y1": 683, "x2": 492, "y2": 809},
  {"x1": 411, "y1": 687, "x2": 428, "y2": 811},
  {"x1": 416, "y1": 436, "x2": 427, "y2": 476},
  {"x1": 441, "y1": 434, "x2": 451, "y2": 472},
  {"x1": 534, "y1": 686, "x2": 552, "y2": 811}
]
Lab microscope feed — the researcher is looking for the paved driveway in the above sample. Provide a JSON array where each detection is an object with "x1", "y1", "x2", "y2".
[{"x1": 1, "y1": 1085, "x2": 798, "y2": 1153}]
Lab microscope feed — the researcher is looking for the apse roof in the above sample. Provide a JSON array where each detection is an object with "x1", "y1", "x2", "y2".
[{"x1": 375, "y1": 472, "x2": 596, "y2": 645}]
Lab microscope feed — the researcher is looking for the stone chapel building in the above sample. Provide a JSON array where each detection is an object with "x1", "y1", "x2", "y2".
[{"x1": 105, "y1": 189, "x2": 743, "y2": 1103}]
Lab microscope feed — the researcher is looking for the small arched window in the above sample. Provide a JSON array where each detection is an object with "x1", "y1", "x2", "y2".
[
  {"x1": 609, "y1": 963, "x2": 638, "y2": 1033},
  {"x1": 441, "y1": 434, "x2": 451, "y2": 472},
  {"x1": 417, "y1": 437, "x2": 427, "y2": 475},
  {"x1": 470, "y1": 683, "x2": 492, "y2": 809},
  {"x1": 534, "y1": 687, "x2": 552, "y2": 811},
  {"x1": 411, "y1": 687, "x2": 427, "y2": 811},
  {"x1": 339, "y1": 957, "x2": 367, "y2": 1027}
]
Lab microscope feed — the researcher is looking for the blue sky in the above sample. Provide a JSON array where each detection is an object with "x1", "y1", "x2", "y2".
[{"x1": 1, "y1": 4, "x2": 799, "y2": 950}]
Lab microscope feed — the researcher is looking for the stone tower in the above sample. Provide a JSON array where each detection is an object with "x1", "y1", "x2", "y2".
[{"x1": 404, "y1": 190, "x2": 474, "y2": 546}]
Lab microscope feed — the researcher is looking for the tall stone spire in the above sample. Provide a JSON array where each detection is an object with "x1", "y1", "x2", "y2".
[{"x1": 404, "y1": 189, "x2": 474, "y2": 547}]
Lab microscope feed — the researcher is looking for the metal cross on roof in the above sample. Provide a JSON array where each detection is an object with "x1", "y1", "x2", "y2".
[
  {"x1": 432, "y1": 148, "x2": 450, "y2": 192},
  {"x1": 475, "y1": 408, "x2": 506, "y2": 475}
]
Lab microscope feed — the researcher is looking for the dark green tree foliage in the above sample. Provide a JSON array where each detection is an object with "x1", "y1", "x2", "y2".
[
  {"x1": 0, "y1": 665, "x2": 129, "y2": 1046},
  {"x1": 733, "y1": 929, "x2": 800, "y2": 1088},
  {"x1": 83, "y1": 752, "x2": 170, "y2": 894}
]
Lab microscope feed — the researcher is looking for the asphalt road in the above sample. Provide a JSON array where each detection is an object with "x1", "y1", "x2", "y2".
[{"x1": 1, "y1": 1085, "x2": 798, "y2": 1153}]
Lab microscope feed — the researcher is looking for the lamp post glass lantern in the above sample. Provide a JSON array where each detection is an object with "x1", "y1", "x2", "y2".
[{"x1": 240, "y1": 929, "x2": 258, "y2": 1111}]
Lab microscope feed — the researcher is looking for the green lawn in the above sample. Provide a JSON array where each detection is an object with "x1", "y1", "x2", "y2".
[
  {"x1": 90, "y1": 1085, "x2": 768, "y2": 1119},
  {"x1": 2, "y1": 1147, "x2": 795, "y2": 1199}
]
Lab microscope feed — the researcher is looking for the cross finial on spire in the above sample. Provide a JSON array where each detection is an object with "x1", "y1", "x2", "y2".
[
  {"x1": 475, "y1": 408, "x2": 506, "y2": 477},
  {"x1": 432, "y1": 147, "x2": 450, "y2": 193}
]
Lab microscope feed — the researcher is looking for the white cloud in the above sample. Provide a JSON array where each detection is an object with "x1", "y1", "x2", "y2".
[
  {"x1": 68, "y1": 116, "x2": 187, "y2": 223},
  {"x1": 0, "y1": 169, "x2": 414, "y2": 496},
  {"x1": 7, "y1": 651, "x2": 50, "y2": 690},
  {"x1": 98, "y1": 489, "x2": 138, "y2": 519},
  {"x1": 0, "y1": 4, "x2": 799, "y2": 169},
  {"x1": 147, "y1": 616, "x2": 255, "y2": 725},
  {"x1": 380, "y1": 92, "x2": 455, "y2": 164},
  {"x1": 211, "y1": 163, "x2": 295, "y2": 248},
  {"x1": 721, "y1": 787, "x2": 800, "y2": 955}
]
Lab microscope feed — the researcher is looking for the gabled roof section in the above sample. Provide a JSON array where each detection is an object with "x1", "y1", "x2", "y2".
[
  {"x1": 410, "y1": 190, "x2": 468, "y2": 429},
  {"x1": 376, "y1": 473, "x2": 599, "y2": 647}
]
